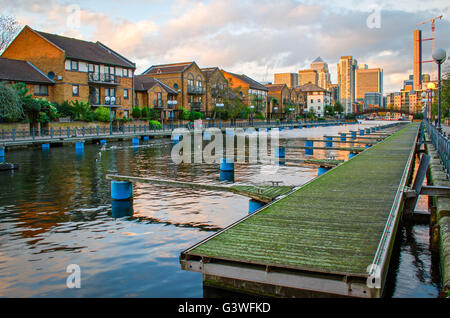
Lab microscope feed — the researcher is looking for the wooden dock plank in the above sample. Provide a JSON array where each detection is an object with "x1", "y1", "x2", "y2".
[{"x1": 182, "y1": 123, "x2": 419, "y2": 277}]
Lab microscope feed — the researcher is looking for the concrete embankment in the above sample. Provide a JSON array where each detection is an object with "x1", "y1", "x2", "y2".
[{"x1": 425, "y1": 138, "x2": 450, "y2": 296}]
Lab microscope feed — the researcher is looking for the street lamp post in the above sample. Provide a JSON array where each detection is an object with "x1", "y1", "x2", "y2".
[
  {"x1": 432, "y1": 48, "x2": 447, "y2": 131},
  {"x1": 274, "y1": 107, "x2": 278, "y2": 125},
  {"x1": 250, "y1": 105, "x2": 254, "y2": 126},
  {"x1": 168, "y1": 100, "x2": 177, "y2": 130},
  {"x1": 421, "y1": 91, "x2": 427, "y2": 121},
  {"x1": 216, "y1": 103, "x2": 224, "y2": 129}
]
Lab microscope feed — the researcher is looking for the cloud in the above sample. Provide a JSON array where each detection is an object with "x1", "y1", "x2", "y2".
[{"x1": 2, "y1": 0, "x2": 450, "y2": 93}]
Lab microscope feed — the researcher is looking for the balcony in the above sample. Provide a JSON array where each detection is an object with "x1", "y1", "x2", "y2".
[
  {"x1": 211, "y1": 88, "x2": 225, "y2": 98},
  {"x1": 89, "y1": 95, "x2": 121, "y2": 107},
  {"x1": 188, "y1": 85, "x2": 205, "y2": 95},
  {"x1": 190, "y1": 102, "x2": 202, "y2": 111},
  {"x1": 88, "y1": 73, "x2": 120, "y2": 85}
]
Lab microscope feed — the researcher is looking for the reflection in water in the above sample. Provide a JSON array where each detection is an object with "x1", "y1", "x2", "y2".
[
  {"x1": 0, "y1": 121, "x2": 440, "y2": 297},
  {"x1": 111, "y1": 201, "x2": 134, "y2": 219}
]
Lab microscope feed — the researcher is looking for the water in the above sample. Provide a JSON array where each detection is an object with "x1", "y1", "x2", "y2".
[{"x1": 0, "y1": 121, "x2": 441, "y2": 297}]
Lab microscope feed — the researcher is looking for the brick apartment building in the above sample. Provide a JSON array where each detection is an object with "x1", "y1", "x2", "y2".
[{"x1": 1, "y1": 26, "x2": 136, "y2": 120}]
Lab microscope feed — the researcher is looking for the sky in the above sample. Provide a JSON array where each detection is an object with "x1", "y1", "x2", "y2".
[{"x1": 1, "y1": 0, "x2": 449, "y2": 94}]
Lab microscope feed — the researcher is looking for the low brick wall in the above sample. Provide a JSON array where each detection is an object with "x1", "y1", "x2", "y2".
[{"x1": 426, "y1": 139, "x2": 450, "y2": 294}]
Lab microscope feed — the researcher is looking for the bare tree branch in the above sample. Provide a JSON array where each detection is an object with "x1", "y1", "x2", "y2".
[{"x1": 0, "y1": 15, "x2": 21, "y2": 53}]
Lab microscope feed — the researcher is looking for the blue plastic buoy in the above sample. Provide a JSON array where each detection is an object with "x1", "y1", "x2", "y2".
[
  {"x1": 42, "y1": 143, "x2": 50, "y2": 151},
  {"x1": 349, "y1": 152, "x2": 357, "y2": 159},
  {"x1": 220, "y1": 170, "x2": 234, "y2": 182},
  {"x1": 305, "y1": 140, "x2": 314, "y2": 156},
  {"x1": 340, "y1": 133, "x2": 347, "y2": 142},
  {"x1": 100, "y1": 139, "x2": 107, "y2": 145},
  {"x1": 0, "y1": 147, "x2": 4, "y2": 157},
  {"x1": 220, "y1": 158, "x2": 234, "y2": 171},
  {"x1": 359, "y1": 129, "x2": 365, "y2": 136},
  {"x1": 111, "y1": 181, "x2": 133, "y2": 201},
  {"x1": 325, "y1": 137, "x2": 333, "y2": 148},
  {"x1": 143, "y1": 136, "x2": 149, "y2": 141},
  {"x1": 132, "y1": 138, "x2": 139, "y2": 146},
  {"x1": 249, "y1": 200, "x2": 265, "y2": 214},
  {"x1": 318, "y1": 166, "x2": 330, "y2": 176},
  {"x1": 365, "y1": 128, "x2": 371, "y2": 134},
  {"x1": 290, "y1": 126, "x2": 293, "y2": 130},
  {"x1": 111, "y1": 200, "x2": 134, "y2": 218},
  {"x1": 365, "y1": 144, "x2": 371, "y2": 149},
  {"x1": 274, "y1": 147, "x2": 285, "y2": 158}
]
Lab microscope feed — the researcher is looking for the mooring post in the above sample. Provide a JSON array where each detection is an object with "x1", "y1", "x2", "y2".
[
  {"x1": 111, "y1": 181, "x2": 133, "y2": 201},
  {"x1": 274, "y1": 147, "x2": 286, "y2": 159},
  {"x1": 318, "y1": 166, "x2": 330, "y2": 176},
  {"x1": 305, "y1": 140, "x2": 314, "y2": 156},
  {"x1": 75, "y1": 141, "x2": 84, "y2": 151},
  {"x1": 220, "y1": 158, "x2": 235, "y2": 182},
  {"x1": 249, "y1": 200, "x2": 265, "y2": 214}
]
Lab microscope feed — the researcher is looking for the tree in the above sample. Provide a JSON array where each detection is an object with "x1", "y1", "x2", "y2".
[
  {"x1": 131, "y1": 106, "x2": 141, "y2": 119},
  {"x1": 325, "y1": 105, "x2": 335, "y2": 117},
  {"x1": 149, "y1": 108, "x2": 160, "y2": 121},
  {"x1": 70, "y1": 100, "x2": 93, "y2": 121},
  {"x1": 0, "y1": 15, "x2": 21, "y2": 53},
  {"x1": 0, "y1": 82, "x2": 23, "y2": 121},
  {"x1": 94, "y1": 106, "x2": 111, "y2": 122},
  {"x1": 333, "y1": 101, "x2": 344, "y2": 114}
]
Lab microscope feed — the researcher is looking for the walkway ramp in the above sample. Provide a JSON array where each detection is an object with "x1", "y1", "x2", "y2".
[{"x1": 180, "y1": 123, "x2": 419, "y2": 298}]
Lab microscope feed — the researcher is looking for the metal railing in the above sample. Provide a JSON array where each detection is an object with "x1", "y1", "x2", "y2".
[
  {"x1": 88, "y1": 73, "x2": 120, "y2": 84},
  {"x1": 424, "y1": 119, "x2": 450, "y2": 177},
  {"x1": 0, "y1": 120, "x2": 357, "y2": 142}
]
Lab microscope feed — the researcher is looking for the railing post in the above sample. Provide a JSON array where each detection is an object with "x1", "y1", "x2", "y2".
[
  {"x1": 12, "y1": 128, "x2": 16, "y2": 141},
  {"x1": 32, "y1": 127, "x2": 35, "y2": 140},
  {"x1": 50, "y1": 127, "x2": 53, "y2": 139}
]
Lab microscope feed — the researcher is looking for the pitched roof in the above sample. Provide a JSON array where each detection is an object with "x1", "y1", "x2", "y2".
[
  {"x1": 298, "y1": 82, "x2": 328, "y2": 93},
  {"x1": 224, "y1": 71, "x2": 268, "y2": 91},
  {"x1": 141, "y1": 62, "x2": 194, "y2": 76},
  {"x1": 201, "y1": 67, "x2": 219, "y2": 79},
  {"x1": 264, "y1": 84, "x2": 286, "y2": 92},
  {"x1": 134, "y1": 75, "x2": 177, "y2": 94},
  {"x1": 312, "y1": 56, "x2": 324, "y2": 63},
  {"x1": 34, "y1": 28, "x2": 135, "y2": 69},
  {"x1": 0, "y1": 57, "x2": 54, "y2": 84}
]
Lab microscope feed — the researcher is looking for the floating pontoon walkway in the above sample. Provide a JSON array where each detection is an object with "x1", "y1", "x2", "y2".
[{"x1": 180, "y1": 123, "x2": 419, "y2": 298}]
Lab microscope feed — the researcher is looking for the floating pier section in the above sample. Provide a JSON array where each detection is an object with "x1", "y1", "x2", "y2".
[{"x1": 180, "y1": 122, "x2": 418, "y2": 298}]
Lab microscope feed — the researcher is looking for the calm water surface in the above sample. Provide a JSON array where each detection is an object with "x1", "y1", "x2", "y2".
[{"x1": 0, "y1": 121, "x2": 441, "y2": 297}]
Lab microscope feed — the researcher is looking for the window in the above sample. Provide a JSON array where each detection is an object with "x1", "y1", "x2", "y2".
[
  {"x1": 34, "y1": 85, "x2": 48, "y2": 96},
  {"x1": 89, "y1": 64, "x2": 95, "y2": 72},
  {"x1": 124, "y1": 89, "x2": 129, "y2": 99},
  {"x1": 310, "y1": 99, "x2": 313, "y2": 103},
  {"x1": 318, "y1": 99, "x2": 321, "y2": 103},
  {"x1": 124, "y1": 110, "x2": 129, "y2": 118},
  {"x1": 122, "y1": 69, "x2": 128, "y2": 77},
  {"x1": 71, "y1": 60, "x2": 79, "y2": 71},
  {"x1": 72, "y1": 85, "x2": 79, "y2": 96}
]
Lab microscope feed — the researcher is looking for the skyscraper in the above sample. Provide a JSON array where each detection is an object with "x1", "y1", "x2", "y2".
[
  {"x1": 355, "y1": 68, "x2": 383, "y2": 108},
  {"x1": 310, "y1": 57, "x2": 331, "y2": 89},
  {"x1": 413, "y1": 29, "x2": 422, "y2": 91},
  {"x1": 298, "y1": 69, "x2": 318, "y2": 86},
  {"x1": 274, "y1": 73, "x2": 298, "y2": 88},
  {"x1": 337, "y1": 56, "x2": 357, "y2": 114}
]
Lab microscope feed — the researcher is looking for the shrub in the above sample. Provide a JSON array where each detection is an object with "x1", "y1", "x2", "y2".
[
  {"x1": 55, "y1": 100, "x2": 74, "y2": 118},
  {"x1": 255, "y1": 111, "x2": 265, "y2": 120},
  {"x1": 132, "y1": 106, "x2": 141, "y2": 119},
  {"x1": 94, "y1": 106, "x2": 111, "y2": 122},
  {"x1": 179, "y1": 107, "x2": 190, "y2": 120},
  {"x1": 70, "y1": 100, "x2": 92, "y2": 121},
  {"x1": 189, "y1": 110, "x2": 204, "y2": 121},
  {"x1": 149, "y1": 120, "x2": 162, "y2": 129},
  {"x1": 149, "y1": 108, "x2": 160, "y2": 121},
  {"x1": 413, "y1": 113, "x2": 424, "y2": 120},
  {"x1": 0, "y1": 82, "x2": 23, "y2": 121}
]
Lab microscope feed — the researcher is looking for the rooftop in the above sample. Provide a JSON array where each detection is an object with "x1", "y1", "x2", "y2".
[
  {"x1": 33, "y1": 27, "x2": 135, "y2": 69},
  {"x1": 0, "y1": 57, "x2": 54, "y2": 84}
]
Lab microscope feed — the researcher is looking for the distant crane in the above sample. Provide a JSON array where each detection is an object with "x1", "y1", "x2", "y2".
[{"x1": 416, "y1": 15, "x2": 443, "y2": 80}]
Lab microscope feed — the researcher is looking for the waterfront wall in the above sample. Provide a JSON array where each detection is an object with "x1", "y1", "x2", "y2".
[{"x1": 426, "y1": 140, "x2": 450, "y2": 295}]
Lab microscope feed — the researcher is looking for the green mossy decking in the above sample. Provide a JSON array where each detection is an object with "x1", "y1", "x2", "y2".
[{"x1": 185, "y1": 123, "x2": 419, "y2": 277}]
